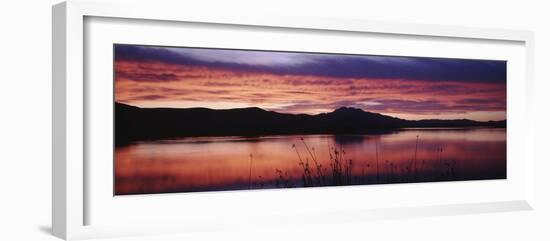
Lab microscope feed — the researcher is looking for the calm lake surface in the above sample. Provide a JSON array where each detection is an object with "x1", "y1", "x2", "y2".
[{"x1": 115, "y1": 128, "x2": 506, "y2": 195}]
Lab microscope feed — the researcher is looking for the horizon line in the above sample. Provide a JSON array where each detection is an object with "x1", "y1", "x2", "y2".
[{"x1": 115, "y1": 101, "x2": 507, "y2": 123}]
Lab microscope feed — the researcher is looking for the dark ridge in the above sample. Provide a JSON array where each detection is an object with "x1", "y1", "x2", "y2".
[{"x1": 115, "y1": 102, "x2": 506, "y2": 145}]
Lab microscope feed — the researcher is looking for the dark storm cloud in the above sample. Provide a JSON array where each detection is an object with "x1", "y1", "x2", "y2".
[
  {"x1": 301, "y1": 57, "x2": 506, "y2": 83},
  {"x1": 115, "y1": 45, "x2": 506, "y2": 84}
]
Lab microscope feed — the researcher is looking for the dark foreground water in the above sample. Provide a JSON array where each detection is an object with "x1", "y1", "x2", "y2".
[{"x1": 115, "y1": 128, "x2": 506, "y2": 195}]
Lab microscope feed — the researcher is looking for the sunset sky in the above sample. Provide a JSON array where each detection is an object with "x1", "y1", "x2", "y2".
[{"x1": 114, "y1": 45, "x2": 506, "y2": 121}]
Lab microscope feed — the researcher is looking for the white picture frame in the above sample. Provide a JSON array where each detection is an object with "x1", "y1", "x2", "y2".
[{"x1": 52, "y1": 0, "x2": 536, "y2": 240}]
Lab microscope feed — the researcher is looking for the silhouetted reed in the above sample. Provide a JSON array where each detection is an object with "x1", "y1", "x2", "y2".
[
  {"x1": 414, "y1": 135, "x2": 419, "y2": 180},
  {"x1": 301, "y1": 138, "x2": 325, "y2": 186},
  {"x1": 280, "y1": 138, "x2": 355, "y2": 187},
  {"x1": 376, "y1": 141, "x2": 380, "y2": 183},
  {"x1": 271, "y1": 135, "x2": 461, "y2": 189},
  {"x1": 248, "y1": 153, "x2": 253, "y2": 189},
  {"x1": 275, "y1": 169, "x2": 293, "y2": 188}
]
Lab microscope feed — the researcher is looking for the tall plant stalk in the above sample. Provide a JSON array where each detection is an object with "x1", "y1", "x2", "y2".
[
  {"x1": 414, "y1": 135, "x2": 419, "y2": 181},
  {"x1": 248, "y1": 154, "x2": 253, "y2": 189},
  {"x1": 376, "y1": 141, "x2": 380, "y2": 183}
]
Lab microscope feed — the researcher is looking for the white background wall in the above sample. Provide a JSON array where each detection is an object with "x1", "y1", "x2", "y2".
[{"x1": 1, "y1": 0, "x2": 548, "y2": 240}]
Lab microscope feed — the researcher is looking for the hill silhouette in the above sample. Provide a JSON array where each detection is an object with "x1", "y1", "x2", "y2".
[{"x1": 115, "y1": 102, "x2": 506, "y2": 144}]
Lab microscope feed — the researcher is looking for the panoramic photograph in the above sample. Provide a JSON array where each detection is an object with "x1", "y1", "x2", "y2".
[{"x1": 114, "y1": 44, "x2": 507, "y2": 195}]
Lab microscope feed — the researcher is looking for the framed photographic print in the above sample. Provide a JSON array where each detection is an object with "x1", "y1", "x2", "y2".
[
  {"x1": 52, "y1": 0, "x2": 536, "y2": 240},
  {"x1": 113, "y1": 44, "x2": 508, "y2": 195}
]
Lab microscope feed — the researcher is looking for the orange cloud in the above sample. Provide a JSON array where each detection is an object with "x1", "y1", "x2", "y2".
[{"x1": 115, "y1": 60, "x2": 506, "y2": 121}]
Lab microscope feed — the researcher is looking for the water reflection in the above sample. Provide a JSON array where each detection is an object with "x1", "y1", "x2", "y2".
[{"x1": 115, "y1": 128, "x2": 506, "y2": 195}]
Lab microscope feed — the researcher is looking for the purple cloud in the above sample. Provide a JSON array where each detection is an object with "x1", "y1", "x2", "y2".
[{"x1": 115, "y1": 44, "x2": 507, "y2": 84}]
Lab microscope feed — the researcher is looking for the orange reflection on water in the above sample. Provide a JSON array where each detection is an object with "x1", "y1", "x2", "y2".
[{"x1": 115, "y1": 128, "x2": 506, "y2": 195}]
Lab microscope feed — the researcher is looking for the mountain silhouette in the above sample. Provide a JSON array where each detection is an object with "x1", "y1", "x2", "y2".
[{"x1": 115, "y1": 102, "x2": 505, "y2": 144}]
